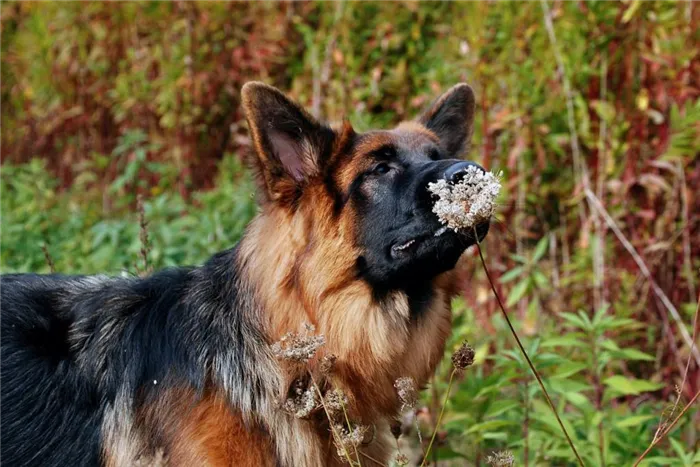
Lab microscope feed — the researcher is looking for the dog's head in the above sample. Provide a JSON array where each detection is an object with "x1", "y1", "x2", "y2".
[{"x1": 241, "y1": 82, "x2": 490, "y2": 293}]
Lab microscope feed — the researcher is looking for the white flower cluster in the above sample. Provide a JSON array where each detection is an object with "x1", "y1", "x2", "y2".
[{"x1": 427, "y1": 166, "x2": 502, "y2": 232}]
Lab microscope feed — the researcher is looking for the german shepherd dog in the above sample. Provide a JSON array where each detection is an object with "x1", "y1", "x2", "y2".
[{"x1": 1, "y1": 82, "x2": 490, "y2": 466}]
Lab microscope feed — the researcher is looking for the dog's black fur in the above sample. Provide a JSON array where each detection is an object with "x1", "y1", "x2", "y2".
[
  {"x1": 1, "y1": 81, "x2": 489, "y2": 467},
  {"x1": 1, "y1": 247, "x2": 272, "y2": 466}
]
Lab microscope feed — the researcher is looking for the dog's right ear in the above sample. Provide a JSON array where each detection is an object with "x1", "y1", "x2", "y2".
[
  {"x1": 418, "y1": 83, "x2": 476, "y2": 158},
  {"x1": 242, "y1": 82, "x2": 335, "y2": 205}
]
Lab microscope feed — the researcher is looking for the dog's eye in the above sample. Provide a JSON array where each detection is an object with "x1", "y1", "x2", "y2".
[
  {"x1": 373, "y1": 163, "x2": 391, "y2": 175},
  {"x1": 428, "y1": 148, "x2": 441, "y2": 161}
]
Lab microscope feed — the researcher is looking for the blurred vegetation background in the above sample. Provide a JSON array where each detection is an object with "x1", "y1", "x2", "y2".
[{"x1": 1, "y1": 1, "x2": 699, "y2": 465}]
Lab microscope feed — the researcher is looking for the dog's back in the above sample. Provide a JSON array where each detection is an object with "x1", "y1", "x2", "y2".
[
  {"x1": 0, "y1": 254, "x2": 281, "y2": 467},
  {"x1": 1, "y1": 274, "x2": 104, "y2": 465},
  {"x1": 1, "y1": 81, "x2": 490, "y2": 466},
  {"x1": 0, "y1": 270, "x2": 205, "y2": 466}
]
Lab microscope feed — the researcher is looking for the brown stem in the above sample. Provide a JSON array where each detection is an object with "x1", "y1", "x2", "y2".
[
  {"x1": 41, "y1": 242, "x2": 56, "y2": 274},
  {"x1": 633, "y1": 389, "x2": 700, "y2": 466},
  {"x1": 475, "y1": 239, "x2": 585, "y2": 467}
]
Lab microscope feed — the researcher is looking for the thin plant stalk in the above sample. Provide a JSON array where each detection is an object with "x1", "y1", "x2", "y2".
[
  {"x1": 635, "y1": 293, "x2": 699, "y2": 465},
  {"x1": 419, "y1": 368, "x2": 456, "y2": 467},
  {"x1": 41, "y1": 242, "x2": 56, "y2": 273},
  {"x1": 664, "y1": 294, "x2": 699, "y2": 435},
  {"x1": 585, "y1": 188, "x2": 700, "y2": 365},
  {"x1": 310, "y1": 375, "x2": 357, "y2": 466},
  {"x1": 475, "y1": 237, "x2": 585, "y2": 467},
  {"x1": 137, "y1": 194, "x2": 151, "y2": 276},
  {"x1": 339, "y1": 391, "x2": 362, "y2": 466},
  {"x1": 633, "y1": 389, "x2": 700, "y2": 466}
]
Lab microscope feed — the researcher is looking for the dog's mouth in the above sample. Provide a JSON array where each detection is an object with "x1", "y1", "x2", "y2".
[
  {"x1": 389, "y1": 226, "x2": 454, "y2": 259},
  {"x1": 390, "y1": 223, "x2": 488, "y2": 260}
]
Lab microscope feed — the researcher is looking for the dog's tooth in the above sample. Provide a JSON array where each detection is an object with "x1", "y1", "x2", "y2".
[{"x1": 394, "y1": 239, "x2": 415, "y2": 251}]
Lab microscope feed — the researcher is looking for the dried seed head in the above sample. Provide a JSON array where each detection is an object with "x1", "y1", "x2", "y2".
[
  {"x1": 325, "y1": 388, "x2": 349, "y2": 420},
  {"x1": 282, "y1": 378, "x2": 319, "y2": 419},
  {"x1": 428, "y1": 167, "x2": 502, "y2": 232},
  {"x1": 333, "y1": 424, "x2": 369, "y2": 460},
  {"x1": 319, "y1": 354, "x2": 337, "y2": 376},
  {"x1": 486, "y1": 450, "x2": 515, "y2": 466},
  {"x1": 394, "y1": 453, "x2": 410, "y2": 466},
  {"x1": 394, "y1": 376, "x2": 418, "y2": 410},
  {"x1": 272, "y1": 324, "x2": 325, "y2": 362},
  {"x1": 451, "y1": 341, "x2": 475, "y2": 370}
]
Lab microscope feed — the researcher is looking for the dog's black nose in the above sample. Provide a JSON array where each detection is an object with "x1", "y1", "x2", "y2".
[{"x1": 443, "y1": 161, "x2": 484, "y2": 183}]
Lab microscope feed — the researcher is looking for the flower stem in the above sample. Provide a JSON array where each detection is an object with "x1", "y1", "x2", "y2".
[
  {"x1": 310, "y1": 374, "x2": 357, "y2": 466},
  {"x1": 420, "y1": 368, "x2": 456, "y2": 467},
  {"x1": 475, "y1": 237, "x2": 584, "y2": 467}
]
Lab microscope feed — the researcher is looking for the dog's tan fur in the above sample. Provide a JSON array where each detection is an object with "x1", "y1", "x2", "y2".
[
  {"x1": 234, "y1": 91, "x2": 464, "y2": 463},
  {"x1": 97, "y1": 82, "x2": 477, "y2": 467}
]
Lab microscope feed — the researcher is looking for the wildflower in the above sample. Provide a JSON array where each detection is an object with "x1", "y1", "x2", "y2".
[
  {"x1": 282, "y1": 378, "x2": 319, "y2": 419},
  {"x1": 451, "y1": 341, "x2": 475, "y2": 370},
  {"x1": 427, "y1": 167, "x2": 502, "y2": 232},
  {"x1": 486, "y1": 450, "x2": 515, "y2": 466},
  {"x1": 319, "y1": 353, "x2": 337, "y2": 376},
  {"x1": 333, "y1": 424, "x2": 369, "y2": 460},
  {"x1": 325, "y1": 388, "x2": 349, "y2": 420},
  {"x1": 394, "y1": 376, "x2": 418, "y2": 411},
  {"x1": 271, "y1": 323, "x2": 325, "y2": 362}
]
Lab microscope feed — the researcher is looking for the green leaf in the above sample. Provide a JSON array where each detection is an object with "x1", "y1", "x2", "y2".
[
  {"x1": 622, "y1": 0, "x2": 642, "y2": 24},
  {"x1": 591, "y1": 100, "x2": 616, "y2": 123},
  {"x1": 560, "y1": 312, "x2": 588, "y2": 330},
  {"x1": 613, "y1": 348, "x2": 656, "y2": 362},
  {"x1": 485, "y1": 400, "x2": 520, "y2": 418},
  {"x1": 563, "y1": 391, "x2": 589, "y2": 407},
  {"x1": 465, "y1": 419, "x2": 518, "y2": 435},
  {"x1": 604, "y1": 376, "x2": 664, "y2": 395},
  {"x1": 533, "y1": 270, "x2": 550, "y2": 290},
  {"x1": 551, "y1": 362, "x2": 589, "y2": 379},
  {"x1": 506, "y1": 279, "x2": 529, "y2": 307},
  {"x1": 509, "y1": 254, "x2": 528, "y2": 264},
  {"x1": 613, "y1": 415, "x2": 656, "y2": 428},
  {"x1": 541, "y1": 335, "x2": 588, "y2": 348},
  {"x1": 500, "y1": 266, "x2": 524, "y2": 284},
  {"x1": 532, "y1": 236, "x2": 549, "y2": 262},
  {"x1": 600, "y1": 339, "x2": 621, "y2": 351},
  {"x1": 435, "y1": 447, "x2": 467, "y2": 460}
]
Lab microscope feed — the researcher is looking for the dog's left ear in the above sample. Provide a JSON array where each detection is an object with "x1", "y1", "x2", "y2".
[
  {"x1": 418, "y1": 83, "x2": 476, "y2": 158},
  {"x1": 242, "y1": 82, "x2": 335, "y2": 204}
]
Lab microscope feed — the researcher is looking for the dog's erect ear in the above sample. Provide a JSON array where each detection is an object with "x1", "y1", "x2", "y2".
[
  {"x1": 242, "y1": 82, "x2": 335, "y2": 203},
  {"x1": 418, "y1": 83, "x2": 476, "y2": 158}
]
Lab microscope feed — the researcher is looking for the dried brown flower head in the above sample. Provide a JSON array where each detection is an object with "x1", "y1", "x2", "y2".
[
  {"x1": 333, "y1": 423, "x2": 369, "y2": 460},
  {"x1": 394, "y1": 452, "x2": 410, "y2": 466},
  {"x1": 319, "y1": 353, "x2": 337, "y2": 376},
  {"x1": 325, "y1": 388, "x2": 349, "y2": 420},
  {"x1": 451, "y1": 341, "x2": 475, "y2": 370},
  {"x1": 486, "y1": 450, "x2": 515, "y2": 466},
  {"x1": 282, "y1": 378, "x2": 319, "y2": 419},
  {"x1": 394, "y1": 376, "x2": 418, "y2": 411},
  {"x1": 271, "y1": 323, "x2": 325, "y2": 362}
]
